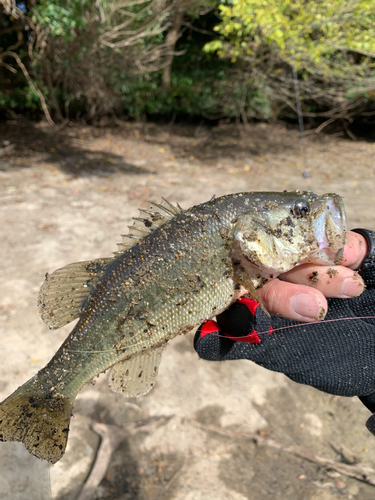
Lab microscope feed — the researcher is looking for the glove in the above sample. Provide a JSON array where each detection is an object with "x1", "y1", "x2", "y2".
[{"x1": 194, "y1": 228, "x2": 375, "y2": 435}]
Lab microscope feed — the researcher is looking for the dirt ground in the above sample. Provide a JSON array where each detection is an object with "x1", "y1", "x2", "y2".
[{"x1": 1, "y1": 119, "x2": 375, "y2": 500}]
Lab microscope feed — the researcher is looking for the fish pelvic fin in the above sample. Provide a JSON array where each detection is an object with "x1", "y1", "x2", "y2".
[{"x1": 0, "y1": 377, "x2": 73, "y2": 464}]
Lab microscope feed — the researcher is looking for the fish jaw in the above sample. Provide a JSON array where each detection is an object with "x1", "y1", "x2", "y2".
[{"x1": 310, "y1": 194, "x2": 347, "y2": 265}]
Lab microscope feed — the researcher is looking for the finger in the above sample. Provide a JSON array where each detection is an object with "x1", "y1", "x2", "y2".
[
  {"x1": 342, "y1": 231, "x2": 368, "y2": 269},
  {"x1": 258, "y1": 280, "x2": 328, "y2": 322},
  {"x1": 278, "y1": 263, "x2": 365, "y2": 298}
]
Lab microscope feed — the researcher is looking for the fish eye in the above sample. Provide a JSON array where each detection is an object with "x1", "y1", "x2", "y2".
[{"x1": 293, "y1": 200, "x2": 309, "y2": 217}]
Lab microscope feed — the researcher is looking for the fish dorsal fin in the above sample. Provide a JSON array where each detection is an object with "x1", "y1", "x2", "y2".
[
  {"x1": 109, "y1": 345, "x2": 165, "y2": 397},
  {"x1": 114, "y1": 198, "x2": 183, "y2": 257},
  {"x1": 37, "y1": 258, "x2": 113, "y2": 330}
]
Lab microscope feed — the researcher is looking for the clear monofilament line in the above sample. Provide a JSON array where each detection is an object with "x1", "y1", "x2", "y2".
[
  {"x1": 292, "y1": 61, "x2": 309, "y2": 179},
  {"x1": 210, "y1": 316, "x2": 375, "y2": 343},
  {"x1": 68, "y1": 316, "x2": 375, "y2": 351}
]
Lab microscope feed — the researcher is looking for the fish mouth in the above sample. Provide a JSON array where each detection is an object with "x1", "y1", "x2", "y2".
[{"x1": 312, "y1": 194, "x2": 347, "y2": 264}]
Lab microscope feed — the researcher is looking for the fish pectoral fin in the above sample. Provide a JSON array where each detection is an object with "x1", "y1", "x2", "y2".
[
  {"x1": 38, "y1": 258, "x2": 113, "y2": 330},
  {"x1": 247, "y1": 285, "x2": 271, "y2": 318},
  {"x1": 235, "y1": 268, "x2": 271, "y2": 318},
  {"x1": 109, "y1": 345, "x2": 166, "y2": 397}
]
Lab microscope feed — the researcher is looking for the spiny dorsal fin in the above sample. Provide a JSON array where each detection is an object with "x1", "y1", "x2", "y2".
[
  {"x1": 114, "y1": 198, "x2": 183, "y2": 257},
  {"x1": 38, "y1": 258, "x2": 113, "y2": 330},
  {"x1": 150, "y1": 197, "x2": 183, "y2": 216},
  {"x1": 109, "y1": 345, "x2": 165, "y2": 397}
]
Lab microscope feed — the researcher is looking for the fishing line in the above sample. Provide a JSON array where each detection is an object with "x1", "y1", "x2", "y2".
[
  {"x1": 204, "y1": 315, "x2": 375, "y2": 343},
  {"x1": 292, "y1": 59, "x2": 309, "y2": 179},
  {"x1": 67, "y1": 316, "x2": 375, "y2": 352}
]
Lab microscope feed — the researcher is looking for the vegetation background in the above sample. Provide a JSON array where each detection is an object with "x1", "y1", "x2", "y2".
[
  {"x1": 1, "y1": 0, "x2": 375, "y2": 135},
  {"x1": 2, "y1": 2, "x2": 375, "y2": 500}
]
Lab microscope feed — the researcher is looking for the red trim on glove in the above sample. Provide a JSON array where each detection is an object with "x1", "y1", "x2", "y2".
[
  {"x1": 224, "y1": 324, "x2": 273, "y2": 344},
  {"x1": 224, "y1": 331, "x2": 262, "y2": 344},
  {"x1": 238, "y1": 297, "x2": 259, "y2": 315},
  {"x1": 198, "y1": 300, "x2": 273, "y2": 344},
  {"x1": 199, "y1": 320, "x2": 220, "y2": 338}
]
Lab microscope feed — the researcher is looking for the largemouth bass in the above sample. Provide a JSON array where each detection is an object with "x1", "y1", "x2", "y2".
[{"x1": 0, "y1": 191, "x2": 346, "y2": 463}]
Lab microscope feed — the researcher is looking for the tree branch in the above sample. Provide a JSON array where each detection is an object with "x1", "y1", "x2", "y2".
[{"x1": 4, "y1": 51, "x2": 54, "y2": 125}]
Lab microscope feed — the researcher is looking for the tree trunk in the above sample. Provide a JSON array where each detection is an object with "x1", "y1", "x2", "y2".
[{"x1": 162, "y1": 7, "x2": 184, "y2": 91}]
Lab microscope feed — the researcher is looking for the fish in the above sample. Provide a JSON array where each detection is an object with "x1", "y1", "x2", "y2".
[{"x1": 0, "y1": 191, "x2": 347, "y2": 463}]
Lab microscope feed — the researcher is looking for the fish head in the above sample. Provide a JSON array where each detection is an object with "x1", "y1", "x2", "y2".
[{"x1": 234, "y1": 191, "x2": 347, "y2": 276}]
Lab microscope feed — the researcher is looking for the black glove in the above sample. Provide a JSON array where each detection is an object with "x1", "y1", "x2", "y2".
[{"x1": 194, "y1": 228, "x2": 375, "y2": 436}]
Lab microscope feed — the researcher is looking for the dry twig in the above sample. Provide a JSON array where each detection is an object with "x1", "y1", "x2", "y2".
[
  {"x1": 191, "y1": 421, "x2": 375, "y2": 487},
  {"x1": 77, "y1": 416, "x2": 172, "y2": 500}
]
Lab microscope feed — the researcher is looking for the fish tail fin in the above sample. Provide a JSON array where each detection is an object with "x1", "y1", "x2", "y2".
[{"x1": 0, "y1": 376, "x2": 73, "y2": 463}]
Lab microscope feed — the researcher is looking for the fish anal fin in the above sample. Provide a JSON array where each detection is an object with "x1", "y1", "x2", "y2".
[
  {"x1": 37, "y1": 258, "x2": 113, "y2": 330},
  {"x1": 109, "y1": 345, "x2": 165, "y2": 397}
]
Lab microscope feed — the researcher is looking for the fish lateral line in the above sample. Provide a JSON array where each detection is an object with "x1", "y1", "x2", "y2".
[{"x1": 68, "y1": 337, "x2": 150, "y2": 354}]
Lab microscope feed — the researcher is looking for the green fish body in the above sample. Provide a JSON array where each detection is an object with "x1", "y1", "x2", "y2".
[{"x1": 0, "y1": 191, "x2": 347, "y2": 463}]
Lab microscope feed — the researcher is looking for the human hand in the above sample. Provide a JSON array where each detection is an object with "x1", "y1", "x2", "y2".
[
  {"x1": 194, "y1": 228, "x2": 375, "y2": 436},
  {"x1": 256, "y1": 230, "x2": 367, "y2": 321}
]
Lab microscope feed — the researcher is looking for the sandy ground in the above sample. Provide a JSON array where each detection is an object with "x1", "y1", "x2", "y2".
[{"x1": 0, "y1": 120, "x2": 375, "y2": 500}]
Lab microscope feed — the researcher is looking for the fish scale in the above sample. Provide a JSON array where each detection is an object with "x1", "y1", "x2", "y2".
[{"x1": 0, "y1": 191, "x2": 347, "y2": 463}]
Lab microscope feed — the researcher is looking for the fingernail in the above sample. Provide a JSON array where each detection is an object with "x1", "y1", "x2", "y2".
[
  {"x1": 340, "y1": 276, "x2": 365, "y2": 298},
  {"x1": 291, "y1": 294, "x2": 326, "y2": 321}
]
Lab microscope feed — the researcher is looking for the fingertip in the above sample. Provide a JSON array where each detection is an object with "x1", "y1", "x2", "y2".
[
  {"x1": 342, "y1": 231, "x2": 368, "y2": 269},
  {"x1": 290, "y1": 292, "x2": 327, "y2": 322},
  {"x1": 340, "y1": 273, "x2": 365, "y2": 298}
]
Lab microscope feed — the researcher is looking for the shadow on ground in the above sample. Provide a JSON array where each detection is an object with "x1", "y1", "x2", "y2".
[
  {"x1": 0, "y1": 119, "x2": 310, "y2": 178},
  {"x1": 0, "y1": 123, "x2": 153, "y2": 176}
]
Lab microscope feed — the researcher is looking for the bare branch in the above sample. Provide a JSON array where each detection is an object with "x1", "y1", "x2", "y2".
[
  {"x1": 1, "y1": 0, "x2": 25, "y2": 20},
  {"x1": 4, "y1": 51, "x2": 54, "y2": 125},
  {"x1": 97, "y1": 0, "x2": 172, "y2": 50}
]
